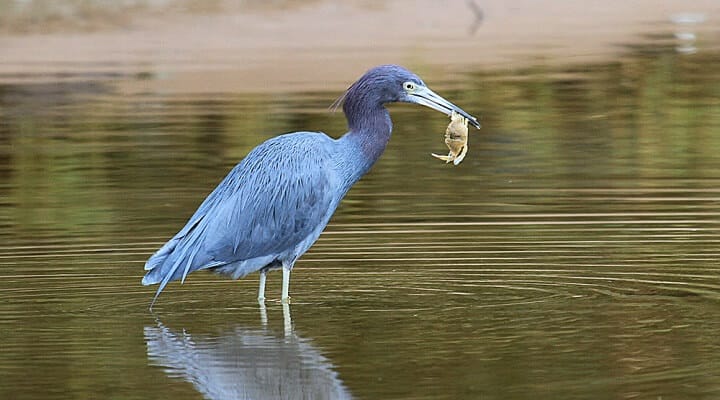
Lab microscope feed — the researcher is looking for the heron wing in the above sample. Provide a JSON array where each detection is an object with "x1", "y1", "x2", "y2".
[{"x1": 142, "y1": 132, "x2": 340, "y2": 299}]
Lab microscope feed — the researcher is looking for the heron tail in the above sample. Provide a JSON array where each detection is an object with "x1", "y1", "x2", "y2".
[{"x1": 142, "y1": 224, "x2": 210, "y2": 309}]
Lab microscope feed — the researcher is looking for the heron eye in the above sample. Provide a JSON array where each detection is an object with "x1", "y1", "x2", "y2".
[{"x1": 403, "y1": 82, "x2": 416, "y2": 92}]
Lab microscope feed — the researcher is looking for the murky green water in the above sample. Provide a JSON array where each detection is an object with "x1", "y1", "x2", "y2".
[{"x1": 2, "y1": 29, "x2": 720, "y2": 400}]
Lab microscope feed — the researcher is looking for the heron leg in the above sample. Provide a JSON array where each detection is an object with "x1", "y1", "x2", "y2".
[
  {"x1": 282, "y1": 302, "x2": 292, "y2": 336},
  {"x1": 259, "y1": 301, "x2": 268, "y2": 327},
  {"x1": 281, "y1": 266, "x2": 291, "y2": 303},
  {"x1": 258, "y1": 271, "x2": 267, "y2": 302}
]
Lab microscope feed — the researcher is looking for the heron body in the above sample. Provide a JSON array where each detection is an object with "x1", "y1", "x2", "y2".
[{"x1": 142, "y1": 64, "x2": 480, "y2": 308}]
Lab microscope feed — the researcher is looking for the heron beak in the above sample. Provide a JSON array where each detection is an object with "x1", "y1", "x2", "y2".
[{"x1": 408, "y1": 86, "x2": 481, "y2": 129}]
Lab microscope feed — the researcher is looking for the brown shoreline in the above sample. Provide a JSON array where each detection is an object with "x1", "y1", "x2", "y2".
[{"x1": 1, "y1": 0, "x2": 718, "y2": 93}]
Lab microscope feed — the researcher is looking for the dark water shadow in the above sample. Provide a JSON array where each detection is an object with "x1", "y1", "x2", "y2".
[{"x1": 144, "y1": 304, "x2": 353, "y2": 400}]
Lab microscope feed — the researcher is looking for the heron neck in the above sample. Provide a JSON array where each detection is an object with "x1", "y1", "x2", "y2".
[
  {"x1": 343, "y1": 106, "x2": 392, "y2": 179},
  {"x1": 342, "y1": 106, "x2": 392, "y2": 172}
]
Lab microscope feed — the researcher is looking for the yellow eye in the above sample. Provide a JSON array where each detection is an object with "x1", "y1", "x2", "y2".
[{"x1": 403, "y1": 82, "x2": 416, "y2": 91}]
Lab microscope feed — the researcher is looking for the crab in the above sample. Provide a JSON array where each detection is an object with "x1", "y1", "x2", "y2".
[{"x1": 431, "y1": 111, "x2": 468, "y2": 165}]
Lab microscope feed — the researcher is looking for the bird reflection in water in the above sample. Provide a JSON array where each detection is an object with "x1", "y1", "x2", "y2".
[{"x1": 144, "y1": 304, "x2": 352, "y2": 400}]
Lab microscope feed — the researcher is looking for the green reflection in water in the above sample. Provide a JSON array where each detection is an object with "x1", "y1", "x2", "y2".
[{"x1": 0, "y1": 40, "x2": 719, "y2": 400}]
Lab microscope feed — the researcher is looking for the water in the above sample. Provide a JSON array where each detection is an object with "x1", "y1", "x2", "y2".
[{"x1": 2, "y1": 5, "x2": 720, "y2": 399}]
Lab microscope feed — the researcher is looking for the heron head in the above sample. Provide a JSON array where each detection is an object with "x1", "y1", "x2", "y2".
[
  {"x1": 336, "y1": 64, "x2": 481, "y2": 129},
  {"x1": 392, "y1": 66, "x2": 481, "y2": 129}
]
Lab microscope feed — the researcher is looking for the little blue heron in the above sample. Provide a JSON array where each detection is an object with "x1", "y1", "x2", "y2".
[{"x1": 142, "y1": 64, "x2": 480, "y2": 308}]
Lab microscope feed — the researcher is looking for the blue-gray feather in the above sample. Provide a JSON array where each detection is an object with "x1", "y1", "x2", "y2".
[
  {"x1": 143, "y1": 132, "x2": 347, "y2": 303},
  {"x1": 142, "y1": 64, "x2": 450, "y2": 306}
]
